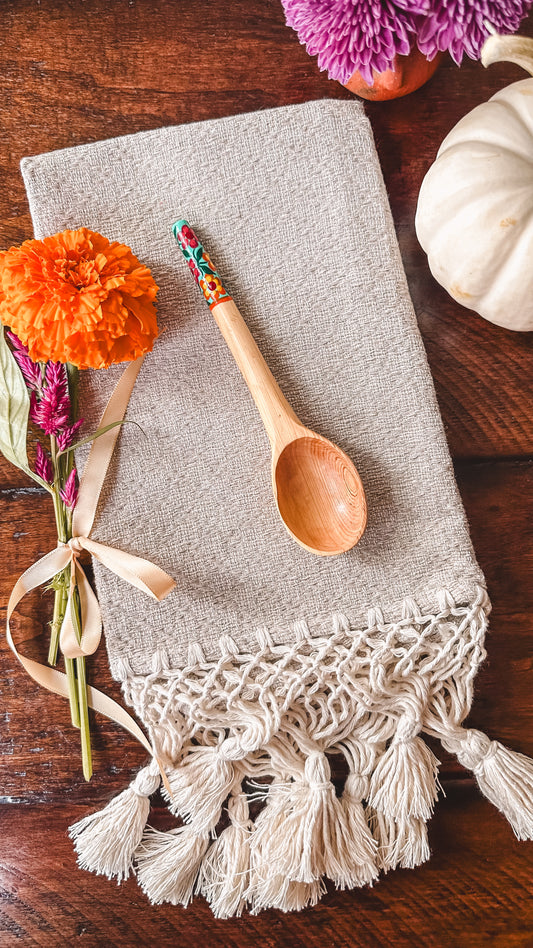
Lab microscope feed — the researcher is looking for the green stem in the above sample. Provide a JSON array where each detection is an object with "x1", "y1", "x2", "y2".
[
  {"x1": 64, "y1": 655, "x2": 81, "y2": 729},
  {"x1": 48, "y1": 578, "x2": 66, "y2": 667},
  {"x1": 71, "y1": 586, "x2": 92, "y2": 781},
  {"x1": 49, "y1": 437, "x2": 82, "y2": 731},
  {"x1": 76, "y1": 656, "x2": 92, "y2": 781},
  {"x1": 48, "y1": 371, "x2": 92, "y2": 778}
]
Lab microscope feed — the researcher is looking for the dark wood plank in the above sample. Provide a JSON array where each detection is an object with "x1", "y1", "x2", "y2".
[
  {"x1": 1, "y1": 460, "x2": 531, "y2": 802},
  {"x1": 1, "y1": 784, "x2": 532, "y2": 948},
  {"x1": 1, "y1": 1, "x2": 533, "y2": 943},
  {"x1": 366, "y1": 53, "x2": 533, "y2": 460},
  {"x1": 0, "y1": 0, "x2": 531, "y2": 471}
]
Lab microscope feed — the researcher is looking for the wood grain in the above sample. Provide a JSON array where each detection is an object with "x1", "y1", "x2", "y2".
[
  {"x1": 1, "y1": 785, "x2": 533, "y2": 948},
  {"x1": 0, "y1": 0, "x2": 532, "y2": 944}
]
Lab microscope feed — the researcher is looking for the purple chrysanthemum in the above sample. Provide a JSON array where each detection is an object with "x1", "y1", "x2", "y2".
[
  {"x1": 281, "y1": 0, "x2": 532, "y2": 81},
  {"x1": 418, "y1": 0, "x2": 533, "y2": 64},
  {"x1": 281, "y1": 0, "x2": 430, "y2": 83}
]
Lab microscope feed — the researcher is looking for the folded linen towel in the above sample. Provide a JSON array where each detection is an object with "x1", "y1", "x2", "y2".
[{"x1": 21, "y1": 99, "x2": 533, "y2": 917}]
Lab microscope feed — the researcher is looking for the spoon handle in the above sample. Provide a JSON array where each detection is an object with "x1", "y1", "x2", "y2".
[{"x1": 173, "y1": 220, "x2": 301, "y2": 450}]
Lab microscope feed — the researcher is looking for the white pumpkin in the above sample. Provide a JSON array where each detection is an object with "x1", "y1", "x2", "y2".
[{"x1": 415, "y1": 34, "x2": 533, "y2": 332}]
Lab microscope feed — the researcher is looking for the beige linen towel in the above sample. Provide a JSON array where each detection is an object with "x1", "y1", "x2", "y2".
[{"x1": 20, "y1": 100, "x2": 533, "y2": 917}]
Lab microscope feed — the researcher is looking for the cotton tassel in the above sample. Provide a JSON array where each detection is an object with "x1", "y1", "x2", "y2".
[
  {"x1": 339, "y1": 773, "x2": 379, "y2": 887},
  {"x1": 249, "y1": 752, "x2": 361, "y2": 889},
  {"x1": 162, "y1": 744, "x2": 234, "y2": 833},
  {"x1": 197, "y1": 792, "x2": 252, "y2": 918},
  {"x1": 135, "y1": 826, "x2": 210, "y2": 906},
  {"x1": 69, "y1": 763, "x2": 160, "y2": 882},
  {"x1": 368, "y1": 721, "x2": 441, "y2": 822},
  {"x1": 369, "y1": 808, "x2": 430, "y2": 872},
  {"x1": 445, "y1": 728, "x2": 533, "y2": 840},
  {"x1": 249, "y1": 874, "x2": 326, "y2": 914}
]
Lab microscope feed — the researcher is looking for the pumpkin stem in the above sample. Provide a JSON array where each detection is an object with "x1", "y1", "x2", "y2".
[{"x1": 481, "y1": 33, "x2": 533, "y2": 77}]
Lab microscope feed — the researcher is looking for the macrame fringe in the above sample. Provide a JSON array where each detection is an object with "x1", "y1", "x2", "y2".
[
  {"x1": 69, "y1": 762, "x2": 160, "y2": 882},
  {"x1": 368, "y1": 729, "x2": 441, "y2": 822},
  {"x1": 341, "y1": 774, "x2": 379, "y2": 885},
  {"x1": 369, "y1": 809, "x2": 431, "y2": 872},
  {"x1": 162, "y1": 744, "x2": 234, "y2": 833},
  {"x1": 249, "y1": 875, "x2": 326, "y2": 915},
  {"x1": 136, "y1": 827, "x2": 210, "y2": 906},
  {"x1": 197, "y1": 792, "x2": 252, "y2": 918},
  {"x1": 69, "y1": 589, "x2": 533, "y2": 916},
  {"x1": 442, "y1": 727, "x2": 533, "y2": 840}
]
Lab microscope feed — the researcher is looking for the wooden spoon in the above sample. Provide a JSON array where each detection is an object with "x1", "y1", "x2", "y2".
[{"x1": 173, "y1": 221, "x2": 367, "y2": 555}]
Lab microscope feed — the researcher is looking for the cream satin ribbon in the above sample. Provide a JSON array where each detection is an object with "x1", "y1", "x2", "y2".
[{"x1": 6, "y1": 356, "x2": 175, "y2": 781}]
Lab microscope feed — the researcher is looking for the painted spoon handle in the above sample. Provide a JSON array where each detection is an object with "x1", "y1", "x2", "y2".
[
  {"x1": 173, "y1": 220, "x2": 300, "y2": 450},
  {"x1": 173, "y1": 219, "x2": 233, "y2": 309}
]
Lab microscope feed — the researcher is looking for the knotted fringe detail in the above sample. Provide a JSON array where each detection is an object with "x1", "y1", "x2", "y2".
[
  {"x1": 365, "y1": 719, "x2": 439, "y2": 873},
  {"x1": 69, "y1": 762, "x2": 161, "y2": 882},
  {"x1": 368, "y1": 720, "x2": 441, "y2": 822},
  {"x1": 249, "y1": 876, "x2": 326, "y2": 915},
  {"x1": 369, "y1": 809, "x2": 431, "y2": 872},
  {"x1": 136, "y1": 827, "x2": 210, "y2": 906},
  {"x1": 73, "y1": 588, "x2": 521, "y2": 915},
  {"x1": 162, "y1": 744, "x2": 234, "y2": 833},
  {"x1": 441, "y1": 727, "x2": 533, "y2": 840},
  {"x1": 247, "y1": 750, "x2": 377, "y2": 912},
  {"x1": 339, "y1": 738, "x2": 379, "y2": 885},
  {"x1": 197, "y1": 792, "x2": 252, "y2": 918}
]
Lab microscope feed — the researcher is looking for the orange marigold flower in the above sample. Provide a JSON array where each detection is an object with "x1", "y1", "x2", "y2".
[{"x1": 0, "y1": 228, "x2": 159, "y2": 369}]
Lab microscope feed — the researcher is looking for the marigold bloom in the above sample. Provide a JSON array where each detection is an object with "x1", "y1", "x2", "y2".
[{"x1": 0, "y1": 228, "x2": 158, "y2": 370}]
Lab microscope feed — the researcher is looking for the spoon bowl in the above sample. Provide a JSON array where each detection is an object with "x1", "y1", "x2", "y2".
[
  {"x1": 274, "y1": 434, "x2": 367, "y2": 555},
  {"x1": 174, "y1": 220, "x2": 368, "y2": 555}
]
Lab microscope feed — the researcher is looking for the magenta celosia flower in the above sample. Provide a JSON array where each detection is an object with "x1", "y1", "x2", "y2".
[
  {"x1": 6, "y1": 329, "x2": 26, "y2": 352},
  {"x1": 55, "y1": 418, "x2": 84, "y2": 452},
  {"x1": 281, "y1": 0, "x2": 532, "y2": 82},
  {"x1": 12, "y1": 349, "x2": 43, "y2": 392},
  {"x1": 30, "y1": 361, "x2": 71, "y2": 436},
  {"x1": 30, "y1": 390, "x2": 70, "y2": 435},
  {"x1": 60, "y1": 468, "x2": 79, "y2": 509},
  {"x1": 6, "y1": 330, "x2": 43, "y2": 392},
  {"x1": 34, "y1": 442, "x2": 53, "y2": 485}
]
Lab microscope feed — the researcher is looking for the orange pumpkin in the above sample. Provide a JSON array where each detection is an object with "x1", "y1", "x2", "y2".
[{"x1": 344, "y1": 48, "x2": 443, "y2": 101}]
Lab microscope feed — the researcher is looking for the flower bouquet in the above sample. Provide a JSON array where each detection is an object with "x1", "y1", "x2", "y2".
[
  {"x1": 1, "y1": 227, "x2": 174, "y2": 779},
  {"x1": 281, "y1": 0, "x2": 533, "y2": 99}
]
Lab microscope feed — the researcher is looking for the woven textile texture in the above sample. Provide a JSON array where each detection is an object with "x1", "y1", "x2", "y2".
[
  {"x1": 20, "y1": 101, "x2": 533, "y2": 918},
  {"x1": 21, "y1": 100, "x2": 484, "y2": 673}
]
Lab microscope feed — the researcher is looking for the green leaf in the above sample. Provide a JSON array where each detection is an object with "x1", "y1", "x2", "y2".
[
  {"x1": 0, "y1": 327, "x2": 31, "y2": 472},
  {"x1": 56, "y1": 418, "x2": 144, "y2": 458}
]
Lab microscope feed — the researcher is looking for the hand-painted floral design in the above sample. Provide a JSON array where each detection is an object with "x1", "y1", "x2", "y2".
[
  {"x1": 199, "y1": 272, "x2": 225, "y2": 304},
  {"x1": 173, "y1": 220, "x2": 232, "y2": 310},
  {"x1": 179, "y1": 223, "x2": 199, "y2": 250}
]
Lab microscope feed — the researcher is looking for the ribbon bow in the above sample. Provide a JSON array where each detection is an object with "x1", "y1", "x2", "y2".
[{"x1": 6, "y1": 357, "x2": 175, "y2": 769}]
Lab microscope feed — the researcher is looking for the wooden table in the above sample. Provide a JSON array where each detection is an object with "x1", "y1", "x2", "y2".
[{"x1": 1, "y1": 2, "x2": 532, "y2": 945}]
